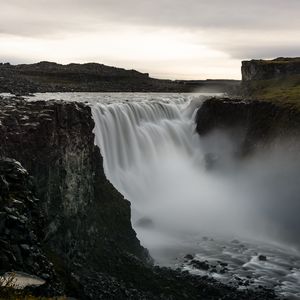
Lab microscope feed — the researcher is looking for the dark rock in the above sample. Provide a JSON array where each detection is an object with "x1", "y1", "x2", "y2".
[
  {"x1": 204, "y1": 153, "x2": 218, "y2": 170},
  {"x1": 190, "y1": 259, "x2": 210, "y2": 271},
  {"x1": 258, "y1": 255, "x2": 267, "y2": 261},
  {"x1": 135, "y1": 217, "x2": 154, "y2": 228},
  {"x1": 184, "y1": 254, "x2": 194, "y2": 260},
  {"x1": 195, "y1": 97, "x2": 300, "y2": 156},
  {"x1": 242, "y1": 57, "x2": 300, "y2": 81},
  {"x1": 231, "y1": 239, "x2": 240, "y2": 244}
]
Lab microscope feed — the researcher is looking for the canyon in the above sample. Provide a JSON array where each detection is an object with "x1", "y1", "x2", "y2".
[{"x1": 1, "y1": 57, "x2": 300, "y2": 299}]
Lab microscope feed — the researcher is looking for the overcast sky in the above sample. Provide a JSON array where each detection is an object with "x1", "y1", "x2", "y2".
[{"x1": 0, "y1": 0, "x2": 299, "y2": 79}]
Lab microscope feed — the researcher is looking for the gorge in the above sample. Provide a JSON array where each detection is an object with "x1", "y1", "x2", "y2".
[{"x1": 1, "y1": 91, "x2": 300, "y2": 299}]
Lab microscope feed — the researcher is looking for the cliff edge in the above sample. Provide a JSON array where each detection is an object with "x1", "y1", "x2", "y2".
[{"x1": 241, "y1": 57, "x2": 300, "y2": 105}]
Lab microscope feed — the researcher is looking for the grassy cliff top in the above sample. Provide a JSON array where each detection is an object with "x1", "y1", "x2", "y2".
[{"x1": 244, "y1": 75, "x2": 300, "y2": 107}]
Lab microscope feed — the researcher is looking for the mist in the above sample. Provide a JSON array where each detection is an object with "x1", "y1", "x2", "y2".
[{"x1": 92, "y1": 96, "x2": 300, "y2": 257}]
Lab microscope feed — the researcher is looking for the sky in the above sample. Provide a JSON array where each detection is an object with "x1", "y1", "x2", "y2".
[{"x1": 0, "y1": 0, "x2": 299, "y2": 79}]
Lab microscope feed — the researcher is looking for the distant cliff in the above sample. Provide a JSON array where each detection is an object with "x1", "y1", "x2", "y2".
[
  {"x1": 196, "y1": 97, "x2": 300, "y2": 157},
  {"x1": 242, "y1": 57, "x2": 300, "y2": 81},
  {"x1": 241, "y1": 57, "x2": 300, "y2": 104},
  {"x1": 0, "y1": 61, "x2": 240, "y2": 94}
]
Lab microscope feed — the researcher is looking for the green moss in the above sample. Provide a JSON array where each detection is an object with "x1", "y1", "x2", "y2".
[{"x1": 244, "y1": 75, "x2": 300, "y2": 108}]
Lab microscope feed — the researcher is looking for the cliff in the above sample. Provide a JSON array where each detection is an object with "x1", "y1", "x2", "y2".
[
  {"x1": 0, "y1": 96, "x2": 277, "y2": 299},
  {"x1": 0, "y1": 97, "x2": 150, "y2": 298},
  {"x1": 0, "y1": 61, "x2": 240, "y2": 94},
  {"x1": 242, "y1": 57, "x2": 300, "y2": 81},
  {"x1": 241, "y1": 58, "x2": 300, "y2": 105},
  {"x1": 196, "y1": 97, "x2": 300, "y2": 156}
]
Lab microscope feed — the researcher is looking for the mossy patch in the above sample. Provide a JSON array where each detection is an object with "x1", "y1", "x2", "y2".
[{"x1": 244, "y1": 75, "x2": 300, "y2": 108}]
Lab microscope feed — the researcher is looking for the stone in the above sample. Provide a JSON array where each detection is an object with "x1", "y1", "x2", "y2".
[
  {"x1": 258, "y1": 255, "x2": 267, "y2": 261},
  {"x1": 135, "y1": 217, "x2": 154, "y2": 228},
  {"x1": 184, "y1": 254, "x2": 194, "y2": 260}
]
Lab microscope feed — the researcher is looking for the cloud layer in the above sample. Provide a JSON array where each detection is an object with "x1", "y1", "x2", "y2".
[{"x1": 0, "y1": 0, "x2": 299, "y2": 78}]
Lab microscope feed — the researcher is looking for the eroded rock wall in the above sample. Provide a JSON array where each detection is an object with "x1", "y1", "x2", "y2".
[
  {"x1": 196, "y1": 97, "x2": 300, "y2": 155},
  {"x1": 0, "y1": 97, "x2": 149, "y2": 297},
  {"x1": 242, "y1": 57, "x2": 300, "y2": 81}
]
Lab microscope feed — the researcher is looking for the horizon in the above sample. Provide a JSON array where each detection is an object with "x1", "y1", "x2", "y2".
[
  {"x1": 0, "y1": 59, "x2": 246, "y2": 81},
  {"x1": 0, "y1": 0, "x2": 299, "y2": 80}
]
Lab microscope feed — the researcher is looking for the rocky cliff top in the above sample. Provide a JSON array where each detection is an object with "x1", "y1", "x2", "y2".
[
  {"x1": 242, "y1": 57, "x2": 300, "y2": 81},
  {"x1": 241, "y1": 57, "x2": 300, "y2": 105}
]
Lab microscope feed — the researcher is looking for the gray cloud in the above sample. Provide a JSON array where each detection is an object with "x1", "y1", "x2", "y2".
[
  {"x1": 0, "y1": 0, "x2": 299, "y2": 73},
  {"x1": 1, "y1": 0, "x2": 300, "y2": 35}
]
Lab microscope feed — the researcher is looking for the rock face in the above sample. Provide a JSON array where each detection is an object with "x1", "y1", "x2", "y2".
[
  {"x1": 196, "y1": 97, "x2": 300, "y2": 155},
  {"x1": 0, "y1": 97, "x2": 150, "y2": 298},
  {"x1": 242, "y1": 57, "x2": 300, "y2": 81},
  {"x1": 0, "y1": 96, "x2": 277, "y2": 299},
  {"x1": 0, "y1": 158, "x2": 62, "y2": 295}
]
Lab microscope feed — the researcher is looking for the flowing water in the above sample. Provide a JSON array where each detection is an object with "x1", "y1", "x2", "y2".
[{"x1": 27, "y1": 92, "x2": 300, "y2": 299}]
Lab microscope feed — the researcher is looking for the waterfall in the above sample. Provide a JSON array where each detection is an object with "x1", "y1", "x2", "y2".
[
  {"x1": 92, "y1": 100, "x2": 202, "y2": 209},
  {"x1": 91, "y1": 97, "x2": 253, "y2": 252},
  {"x1": 91, "y1": 95, "x2": 300, "y2": 259}
]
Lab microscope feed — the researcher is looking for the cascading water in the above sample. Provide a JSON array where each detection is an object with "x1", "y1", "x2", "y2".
[
  {"x1": 91, "y1": 97, "x2": 260, "y2": 248},
  {"x1": 92, "y1": 99, "x2": 203, "y2": 229}
]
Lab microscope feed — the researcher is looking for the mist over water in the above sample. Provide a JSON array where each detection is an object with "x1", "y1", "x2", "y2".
[{"x1": 91, "y1": 95, "x2": 300, "y2": 252}]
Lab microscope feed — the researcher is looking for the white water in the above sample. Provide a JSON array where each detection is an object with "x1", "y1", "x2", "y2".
[
  {"x1": 90, "y1": 94, "x2": 300, "y2": 299},
  {"x1": 91, "y1": 96, "x2": 252, "y2": 243}
]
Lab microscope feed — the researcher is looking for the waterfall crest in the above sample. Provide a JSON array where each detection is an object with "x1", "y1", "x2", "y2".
[{"x1": 92, "y1": 100, "x2": 202, "y2": 206}]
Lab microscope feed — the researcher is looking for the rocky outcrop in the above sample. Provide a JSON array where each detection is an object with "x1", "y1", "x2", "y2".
[
  {"x1": 196, "y1": 97, "x2": 300, "y2": 155},
  {"x1": 0, "y1": 158, "x2": 62, "y2": 296},
  {"x1": 0, "y1": 97, "x2": 150, "y2": 298},
  {"x1": 242, "y1": 57, "x2": 300, "y2": 81}
]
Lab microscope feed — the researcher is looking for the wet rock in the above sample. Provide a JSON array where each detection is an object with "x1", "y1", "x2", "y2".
[
  {"x1": 258, "y1": 255, "x2": 267, "y2": 261},
  {"x1": 184, "y1": 254, "x2": 194, "y2": 260},
  {"x1": 231, "y1": 239, "x2": 240, "y2": 244},
  {"x1": 135, "y1": 217, "x2": 154, "y2": 228},
  {"x1": 204, "y1": 153, "x2": 218, "y2": 170},
  {"x1": 196, "y1": 97, "x2": 300, "y2": 156},
  {"x1": 190, "y1": 259, "x2": 210, "y2": 271}
]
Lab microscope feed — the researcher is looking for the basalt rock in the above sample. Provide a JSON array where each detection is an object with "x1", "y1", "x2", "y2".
[
  {"x1": 195, "y1": 97, "x2": 300, "y2": 156},
  {"x1": 0, "y1": 97, "x2": 149, "y2": 298},
  {"x1": 0, "y1": 158, "x2": 63, "y2": 296},
  {"x1": 242, "y1": 57, "x2": 300, "y2": 81}
]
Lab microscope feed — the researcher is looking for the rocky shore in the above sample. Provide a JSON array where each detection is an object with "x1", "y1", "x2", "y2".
[{"x1": 0, "y1": 96, "x2": 279, "y2": 299}]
